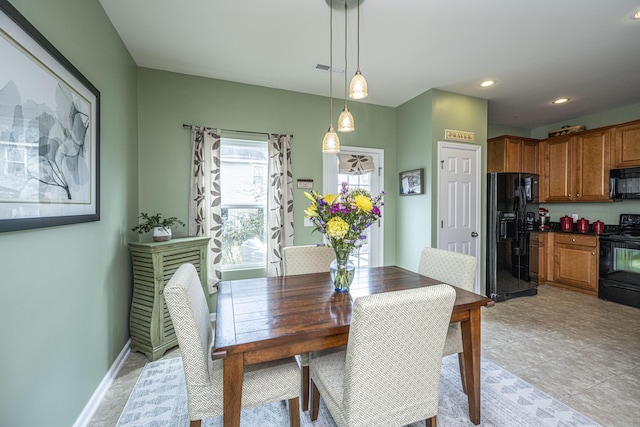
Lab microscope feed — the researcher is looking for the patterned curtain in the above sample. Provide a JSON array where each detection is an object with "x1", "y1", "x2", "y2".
[
  {"x1": 266, "y1": 134, "x2": 294, "y2": 276},
  {"x1": 188, "y1": 127, "x2": 222, "y2": 293}
]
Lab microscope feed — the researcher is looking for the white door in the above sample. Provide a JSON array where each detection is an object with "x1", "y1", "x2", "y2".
[
  {"x1": 323, "y1": 146, "x2": 384, "y2": 268},
  {"x1": 437, "y1": 141, "x2": 481, "y2": 291}
]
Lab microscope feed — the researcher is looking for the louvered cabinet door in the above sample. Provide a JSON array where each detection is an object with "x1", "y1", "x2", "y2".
[{"x1": 128, "y1": 237, "x2": 210, "y2": 360}]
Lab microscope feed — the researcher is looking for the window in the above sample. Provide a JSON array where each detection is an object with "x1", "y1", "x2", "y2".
[{"x1": 220, "y1": 138, "x2": 268, "y2": 269}]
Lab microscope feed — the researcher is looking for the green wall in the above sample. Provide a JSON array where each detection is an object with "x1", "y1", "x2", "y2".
[
  {"x1": 395, "y1": 89, "x2": 488, "y2": 285},
  {"x1": 136, "y1": 68, "x2": 398, "y2": 277},
  {"x1": 0, "y1": 1, "x2": 138, "y2": 426}
]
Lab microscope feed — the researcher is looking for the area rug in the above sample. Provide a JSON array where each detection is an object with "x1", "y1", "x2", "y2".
[{"x1": 116, "y1": 354, "x2": 601, "y2": 427}]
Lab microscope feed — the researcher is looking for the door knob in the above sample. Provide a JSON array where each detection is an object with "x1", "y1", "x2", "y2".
[{"x1": 471, "y1": 231, "x2": 478, "y2": 237}]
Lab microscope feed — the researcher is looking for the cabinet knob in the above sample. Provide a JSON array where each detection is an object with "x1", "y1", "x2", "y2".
[
  {"x1": 572, "y1": 238, "x2": 576, "y2": 242},
  {"x1": 577, "y1": 193, "x2": 581, "y2": 198},
  {"x1": 592, "y1": 252, "x2": 596, "y2": 256}
]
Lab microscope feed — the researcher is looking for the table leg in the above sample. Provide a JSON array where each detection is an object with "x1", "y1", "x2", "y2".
[
  {"x1": 223, "y1": 353, "x2": 243, "y2": 427},
  {"x1": 460, "y1": 307, "x2": 481, "y2": 425}
]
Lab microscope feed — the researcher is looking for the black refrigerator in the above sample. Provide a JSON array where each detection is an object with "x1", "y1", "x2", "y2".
[{"x1": 487, "y1": 172, "x2": 539, "y2": 302}]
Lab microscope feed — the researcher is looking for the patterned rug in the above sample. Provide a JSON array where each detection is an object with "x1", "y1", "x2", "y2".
[{"x1": 116, "y1": 354, "x2": 601, "y2": 427}]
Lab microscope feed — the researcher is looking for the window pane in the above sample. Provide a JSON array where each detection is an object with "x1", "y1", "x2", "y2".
[{"x1": 220, "y1": 139, "x2": 268, "y2": 268}]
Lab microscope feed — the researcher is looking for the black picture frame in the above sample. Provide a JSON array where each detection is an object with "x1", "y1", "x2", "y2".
[
  {"x1": 399, "y1": 168, "x2": 424, "y2": 196},
  {"x1": 0, "y1": 0, "x2": 100, "y2": 232}
]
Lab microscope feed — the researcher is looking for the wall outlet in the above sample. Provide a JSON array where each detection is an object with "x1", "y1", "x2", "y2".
[
  {"x1": 304, "y1": 217, "x2": 314, "y2": 227},
  {"x1": 572, "y1": 213, "x2": 579, "y2": 221}
]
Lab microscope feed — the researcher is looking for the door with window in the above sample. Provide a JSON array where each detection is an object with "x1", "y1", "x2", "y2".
[{"x1": 323, "y1": 147, "x2": 384, "y2": 268}]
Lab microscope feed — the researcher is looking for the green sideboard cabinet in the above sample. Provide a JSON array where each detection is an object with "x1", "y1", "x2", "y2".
[{"x1": 128, "y1": 236, "x2": 210, "y2": 360}]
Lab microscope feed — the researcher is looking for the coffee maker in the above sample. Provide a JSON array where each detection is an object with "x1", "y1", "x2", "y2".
[{"x1": 538, "y1": 208, "x2": 549, "y2": 230}]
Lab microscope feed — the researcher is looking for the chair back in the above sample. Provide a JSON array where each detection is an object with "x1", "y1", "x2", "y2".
[
  {"x1": 283, "y1": 245, "x2": 335, "y2": 276},
  {"x1": 418, "y1": 247, "x2": 477, "y2": 291},
  {"x1": 164, "y1": 263, "x2": 213, "y2": 391},
  {"x1": 342, "y1": 285, "x2": 456, "y2": 426}
]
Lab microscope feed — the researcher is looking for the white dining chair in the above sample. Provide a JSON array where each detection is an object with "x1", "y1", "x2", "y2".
[
  {"x1": 164, "y1": 263, "x2": 301, "y2": 427},
  {"x1": 418, "y1": 247, "x2": 477, "y2": 392},
  {"x1": 309, "y1": 284, "x2": 456, "y2": 427},
  {"x1": 282, "y1": 244, "x2": 336, "y2": 410}
]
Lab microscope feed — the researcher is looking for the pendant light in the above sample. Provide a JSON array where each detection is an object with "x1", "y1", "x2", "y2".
[
  {"x1": 337, "y1": 0, "x2": 355, "y2": 132},
  {"x1": 322, "y1": 0, "x2": 340, "y2": 153},
  {"x1": 349, "y1": 0, "x2": 367, "y2": 100}
]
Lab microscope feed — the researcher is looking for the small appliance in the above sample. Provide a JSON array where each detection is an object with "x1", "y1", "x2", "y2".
[
  {"x1": 538, "y1": 208, "x2": 549, "y2": 230},
  {"x1": 609, "y1": 167, "x2": 640, "y2": 199},
  {"x1": 560, "y1": 215, "x2": 573, "y2": 232},
  {"x1": 577, "y1": 218, "x2": 589, "y2": 233}
]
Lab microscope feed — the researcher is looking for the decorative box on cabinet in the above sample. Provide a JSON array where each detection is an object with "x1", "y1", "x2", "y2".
[{"x1": 128, "y1": 236, "x2": 210, "y2": 360}]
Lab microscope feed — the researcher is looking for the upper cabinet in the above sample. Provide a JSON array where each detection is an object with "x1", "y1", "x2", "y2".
[
  {"x1": 487, "y1": 136, "x2": 538, "y2": 174},
  {"x1": 539, "y1": 129, "x2": 610, "y2": 202},
  {"x1": 612, "y1": 120, "x2": 640, "y2": 168}
]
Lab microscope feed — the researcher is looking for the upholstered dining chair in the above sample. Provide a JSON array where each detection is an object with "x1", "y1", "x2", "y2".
[
  {"x1": 309, "y1": 284, "x2": 456, "y2": 427},
  {"x1": 418, "y1": 247, "x2": 477, "y2": 392},
  {"x1": 164, "y1": 263, "x2": 301, "y2": 427},
  {"x1": 282, "y1": 244, "x2": 336, "y2": 410}
]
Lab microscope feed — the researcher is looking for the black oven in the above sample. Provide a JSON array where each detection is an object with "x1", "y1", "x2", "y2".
[{"x1": 599, "y1": 218, "x2": 640, "y2": 309}]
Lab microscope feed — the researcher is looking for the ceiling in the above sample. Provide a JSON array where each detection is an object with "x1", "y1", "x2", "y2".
[{"x1": 99, "y1": 0, "x2": 640, "y2": 129}]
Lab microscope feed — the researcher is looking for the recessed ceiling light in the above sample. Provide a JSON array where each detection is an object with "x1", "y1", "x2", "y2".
[
  {"x1": 633, "y1": 10, "x2": 640, "y2": 19},
  {"x1": 552, "y1": 98, "x2": 571, "y2": 105},
  {"x1": 480, "y1": 80, "x2": 496, "y2": 87}
]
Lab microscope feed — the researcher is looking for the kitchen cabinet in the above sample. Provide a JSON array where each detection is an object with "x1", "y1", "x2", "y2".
[
  {"x1": 540, "y1": 128, "x2": 610, "y2": 202},
  {"x1": 487, "y1": 136, "x2": 538, "y2": 174},
  {"x1": 529, "y1": 231, "x2": 547, "y2": 283},
  {"x1": 128, "y1": 236, "x2": 210, "y2": 360},
  {"x1": 612, "y1": 119, "x2": 640, "y2": 168},
  {"x1": 551, "y1": 233, "x2": 598, "y2": 295}
]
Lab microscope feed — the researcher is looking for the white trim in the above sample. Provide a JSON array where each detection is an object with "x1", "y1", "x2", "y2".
[{"x1": 72, "y1": 338, "x2": 131, "y2": 427}]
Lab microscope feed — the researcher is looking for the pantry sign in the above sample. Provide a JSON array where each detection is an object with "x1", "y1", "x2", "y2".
[{"x1": 445, "y1": 129, "x2": 475, "y2": 143}]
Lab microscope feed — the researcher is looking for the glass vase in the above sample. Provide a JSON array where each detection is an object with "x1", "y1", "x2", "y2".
[{"x1": 330, "y1": 247, "x2": 355, "y2": 292}]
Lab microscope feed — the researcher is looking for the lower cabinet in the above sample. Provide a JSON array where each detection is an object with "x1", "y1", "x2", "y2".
[
  {"x1": 128, "y1": 236, "x2": 210, "y2": 360},
  {"x1": 529, "y1": 232, "x2": 547, "y2": 283},
  {"x1": 551, "y1": 233, "x2": 598, "y2": 295}
]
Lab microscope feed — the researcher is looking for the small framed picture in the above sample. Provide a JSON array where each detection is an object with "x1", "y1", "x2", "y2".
[{"x1": 399, "y1": 168, "x2": 424, "y2": 196}]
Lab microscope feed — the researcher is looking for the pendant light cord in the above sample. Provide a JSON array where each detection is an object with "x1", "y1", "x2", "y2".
[
  {"x1": 356, "y1": 0, "x2": 360, "y2": 71},
  {"x1": 343, "y1": 1, "x2": 348, "y2": 108},
  {"x1": 329, "y1": 1, "x2": 334, "y2": 124}
]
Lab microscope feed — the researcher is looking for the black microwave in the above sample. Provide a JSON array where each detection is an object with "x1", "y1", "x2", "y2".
[{"x1": 610, "y1": 167, "x2": 640, "y2": 199}]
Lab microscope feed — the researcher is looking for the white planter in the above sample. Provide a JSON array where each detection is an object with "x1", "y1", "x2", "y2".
[{"x1": 152, "y1": 227, "x2": 172, "y2": 242}]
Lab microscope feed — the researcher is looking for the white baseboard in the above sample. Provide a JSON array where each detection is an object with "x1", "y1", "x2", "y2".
[{"x1": 73, "y1": 338, "x2": 131, "y2": 427}]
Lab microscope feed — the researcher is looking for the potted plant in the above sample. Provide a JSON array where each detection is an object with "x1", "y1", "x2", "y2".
[{"x1": 131, "y1": 212, "x2": 185, "y2": 242}]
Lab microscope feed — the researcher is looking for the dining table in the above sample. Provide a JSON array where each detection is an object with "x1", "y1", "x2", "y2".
[{"x1": 212, "y1": 265, "x2": 494, "y2": 427}]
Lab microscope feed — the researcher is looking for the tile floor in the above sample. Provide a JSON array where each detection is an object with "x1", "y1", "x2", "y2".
[{"x1": 89, "y1": 284, "x2": 640, "y2": 427}]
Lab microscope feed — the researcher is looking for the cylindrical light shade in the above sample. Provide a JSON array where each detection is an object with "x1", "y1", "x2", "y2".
[
  {"x1": 322, "y1": 126, "x2": 340, "y2": 153},
  {"x1": 349, "y1": 69, "x2": 368, "y2": 100},
  {"x1": 337, "y1": 107, "x2": 355, "y2": 132}
]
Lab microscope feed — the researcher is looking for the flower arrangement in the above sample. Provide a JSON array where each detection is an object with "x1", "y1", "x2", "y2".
[{"x1": 304, "y1": 182, "x2": 384, "y2": 291}]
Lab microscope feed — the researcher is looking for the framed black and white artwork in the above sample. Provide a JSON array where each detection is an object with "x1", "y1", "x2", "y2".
[
  {"x1": 0, "y1": 0, "x2": 100, "y2": 232},
  {"x1": 399, "y1": 168, "x2": 424, "y2": 196}
]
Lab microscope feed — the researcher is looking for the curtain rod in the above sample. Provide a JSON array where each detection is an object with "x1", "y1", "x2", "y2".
[{"x1": 182, "y1": 124, "x2": 293, "y2": 138}]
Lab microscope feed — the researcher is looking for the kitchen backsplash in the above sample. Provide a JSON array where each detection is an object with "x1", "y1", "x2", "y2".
[{"x1": 539, "y1": 200, "x2": 640, "y2": 224}]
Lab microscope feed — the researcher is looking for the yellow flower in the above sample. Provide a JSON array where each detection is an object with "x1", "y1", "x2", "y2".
[
  {"x1": 354, "y1": 194, "x2": 373, "y2": 212},
  {"x1": 304, "y1": 192, "x2": 316, "y2": 203},
  {"x1": 304, "y1": 205, "x2": 318, "y2": 217},
  {"x1": 323, "y1": 193, "x2": 337, "y2": 205},
  {"x1": 326, "y1": 217, "x2": 349, "y2": 239}
]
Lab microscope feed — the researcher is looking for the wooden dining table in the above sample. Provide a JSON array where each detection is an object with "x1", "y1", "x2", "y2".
[{"x1": 212, "y1": 265, "x2": 494, "y2": 427}]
